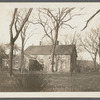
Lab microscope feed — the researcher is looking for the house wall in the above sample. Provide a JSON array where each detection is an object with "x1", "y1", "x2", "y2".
[
  {"x1": 37, "y1": 55, "x2": 52, "y2": 72},
  {"x1": 57, "y1": 55, "x2": 71, "y2": 72},
  {"x1": 2, "y1": 59, "x2": 8, "y2": 67},
  {"x1": 34, "y1": 55, "x2": 71, "y2": 73},
  {"x1": 13, "y1": 54, "x2": 76, "y2": 73},
  {"x1": 71, "y1": 50, "x2": 77, "y2": 72},
  {"x1": 13, "y1": 55, "x2": 29, "y2": 70}
]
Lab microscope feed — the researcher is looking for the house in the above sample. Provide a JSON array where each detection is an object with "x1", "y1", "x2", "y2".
[
  {"x1": 2, "y1": 58, "x2": 8, "y2": 68},
  {"x1": 0, "y1": 49, "x2": 8, "y2": 67},
  {"x1": 13, "y1": 54, "x2": 44, "y2": 71},
  {"x1": 4, "y1": 43, "x2": 20, "y2": 55},
  {"x1": 77, "y1": 60, "x2": 100, "y2": 72},
  {"x1": 13, "y1": 54, "x2": 29, "y2": 70},
  {"x1": 25, "y1": 45, "x2": 77, "y2": 73},
  {"x1": 0, "y1": 54, "x2": 8, "y2": 67}
]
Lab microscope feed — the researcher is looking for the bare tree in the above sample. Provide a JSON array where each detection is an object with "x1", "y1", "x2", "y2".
[
  {"x1": 32, "y1": 8, "x2": 82, "y2": 72},
  {"x1": 9, "y1": 8, "x2": 33, "y2": 76},
  {"x1": 20, "y1": 24, "x2": 27, "y2": 73},
  {"x1": 62, "y1": 31, "x2": 83, "y2": 53},
  {"x1": 20, "y1": 22, "x2": 34, "y2": 73},
  {"x1": 80, "y1": 27, "x2": 100, "y2": 68},
  {"x1": 29, "y1": 10, "x2": 55, "y2": 45},
  {"x1": 5, "y1": 43, "x2": 20, "y2": 56},
  {"x1": 82, "y1": 9, "x2": 100, "y2": 31},
  {"x1": 13, "y1": 44, "x2": 21, "y2": 55}
]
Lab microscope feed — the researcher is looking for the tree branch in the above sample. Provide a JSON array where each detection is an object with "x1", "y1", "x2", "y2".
[
  {"x1": 24, "y1": 30, "x2": 34, "y2": 46},
  {"x1": 13, "y1": 8, "x2": 33, "y2": 42},
  {"x1": 64, "y1": 23, "x2": 77, "y2": 29},
  {"x1": 81, "y1": 9, "x2": 100, "y2": 31},
  {"x1": 60, "y1": 8, "x2": 75, "y2": 22},
  {"x1": 47, "y1": 9, "x2": 57, "y2": 21},
  {"x1": 9, "y1": 8, "x2": 17, "y2": 41}
]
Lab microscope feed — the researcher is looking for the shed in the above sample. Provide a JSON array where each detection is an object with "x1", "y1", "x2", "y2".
[{"x1": 25, "y1": 45, "x2": 77, "y2": 73}]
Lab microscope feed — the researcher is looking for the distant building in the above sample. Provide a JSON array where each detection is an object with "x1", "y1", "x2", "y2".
[
  {"x1": 13, "y1": 54, "x2": 29, "y2": 70},
  {"x1": 13, "y1": 54, "x2": 43, "y2": 71},
  {"x1": 25, "y1": 45, "x2": 77, "y2": 73},
  {"x1": 0, "y1": 47, "x2": 8, "y2": 67},
  {"x1": 0, "y1": 53, "x2": 7, "y2": 67},
  {"x1": 2, "y1": 58, "x2": 8, "y2": 68},
  {"x1": 77, "y1": 60, "x2": 100, "y2": 72}
]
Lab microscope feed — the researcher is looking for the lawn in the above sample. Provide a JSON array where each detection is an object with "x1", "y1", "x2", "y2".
[
  {"x1": 0, "y1": 67, "x2": 100, "y2": 92},
  {"x1": 41, "y1": 72, "x2": 100, "y2": 91}
]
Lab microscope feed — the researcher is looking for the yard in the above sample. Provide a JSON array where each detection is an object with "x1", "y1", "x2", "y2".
[{"x1": 0, "y1": 67, "x2": 100, "y2": 92}]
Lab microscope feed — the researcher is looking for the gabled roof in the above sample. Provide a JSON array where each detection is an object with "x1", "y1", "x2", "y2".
[{"x1": 25, "y1": 45, "x2": 77, "y2": 55}]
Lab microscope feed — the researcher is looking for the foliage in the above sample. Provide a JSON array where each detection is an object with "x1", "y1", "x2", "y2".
[
  {"x1": 9, "y1": 8, "x2": 33, "y2": 76},
  {"x1": 17, "y1": 73, "x2": 48, "y2": 92}
]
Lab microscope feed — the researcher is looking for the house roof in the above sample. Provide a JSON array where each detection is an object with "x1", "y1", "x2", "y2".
[
  {"x1": 25, "y1": 45, "x2": 77, "y2": 55},
  {"x1": 13, "y1": 54, "x2": 28, "y2": 61}
]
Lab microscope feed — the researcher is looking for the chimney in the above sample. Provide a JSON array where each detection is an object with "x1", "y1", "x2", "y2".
[
  {"x1": 32, "y1": 43, "x2": 34, "y2": 46},
  {"x1": 40, "y1": 41, "x2": 42, "y2": 46},
  {"x1": 56, "y1": 41, "x2": 59, "y2": 45}
]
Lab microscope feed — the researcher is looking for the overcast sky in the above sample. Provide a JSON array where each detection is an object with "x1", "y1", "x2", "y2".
[{"x1": 0, "y1": 3, "x2": 100, "y2": 61}]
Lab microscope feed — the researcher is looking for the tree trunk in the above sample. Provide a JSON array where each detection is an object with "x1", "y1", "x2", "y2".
[
  {"x1": 51, "y1": 46, "x2": 55, "y2": 72},
  {"x1": 55, "y1": 55, "x2": 59, "y2": 72},
  {"x1": 20, "y1": 38, "x2": 25, "y2": 73},
  {"x1": 93, "y1": 57, "x2": 97, "y2": 70},
  {"x1": 51, "y1": 23, "x2": 59, "y2": 72},
  {"x1": 9, "y1": 41, "x2": 14, "y2": 76}
]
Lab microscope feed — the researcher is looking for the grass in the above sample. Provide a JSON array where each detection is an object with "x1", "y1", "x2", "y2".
[
  {"x1": 0, "y1": 67, "x2": 19, "y2": 92},
  {"x1": 16, "y1": 73, "x2": 48, "y2": 92},
  {"x1": 0, "y1": 67, "x2": 100, "y2": 92},
  {"x1": 72, "y1": 72, "x2": 100, "y2": 91}
]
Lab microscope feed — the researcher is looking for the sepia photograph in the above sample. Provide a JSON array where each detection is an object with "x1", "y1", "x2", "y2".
[{"x1": 0, "y1": 2, "x2": 100, "y2": 97}]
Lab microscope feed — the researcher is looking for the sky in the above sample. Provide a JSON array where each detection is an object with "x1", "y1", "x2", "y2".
[{"x1": 0, "y1": 3, "x2": 100, "y2": 61}]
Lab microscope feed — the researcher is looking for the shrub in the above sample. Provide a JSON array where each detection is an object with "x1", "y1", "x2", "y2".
[{"x1": 17, "y1": 73, "x2": 48, "y2": 92}]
